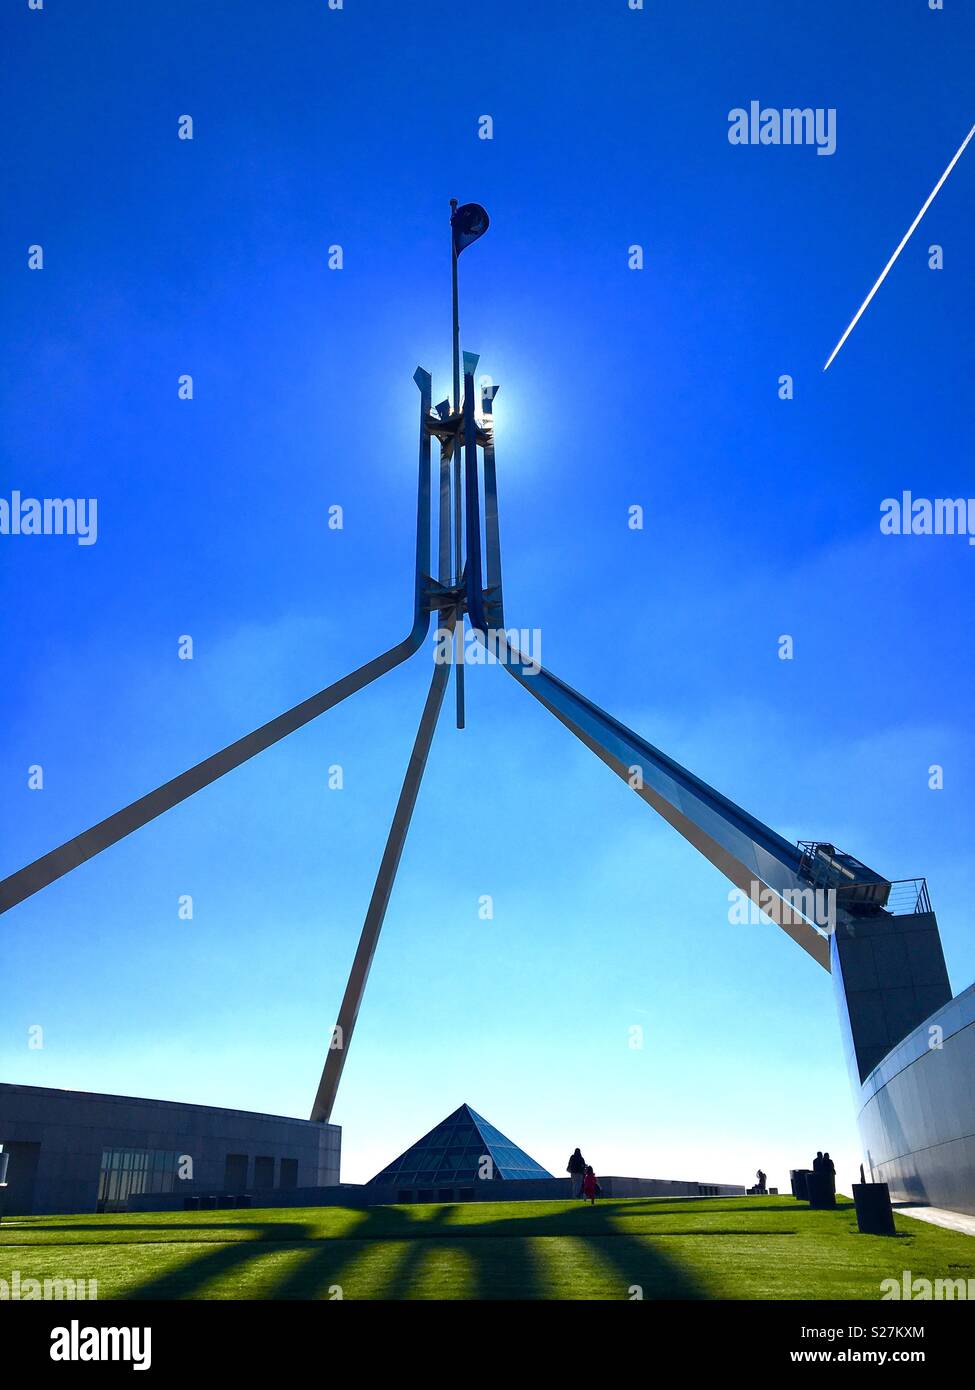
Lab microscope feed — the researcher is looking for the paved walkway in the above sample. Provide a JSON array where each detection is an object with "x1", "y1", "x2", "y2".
[{"x1": 896, "y1": 1205, "x2": 975, "y2": 1237}]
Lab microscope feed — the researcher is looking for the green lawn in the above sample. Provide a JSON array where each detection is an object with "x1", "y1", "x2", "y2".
[{"x1": 2, "y1": 1196, "x2": 973, "y2": 1300}]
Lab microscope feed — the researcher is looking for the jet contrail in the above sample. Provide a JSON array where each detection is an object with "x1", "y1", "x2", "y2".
[{"x1": 824, "y1": 121, "x2": 975, "y2": 371}]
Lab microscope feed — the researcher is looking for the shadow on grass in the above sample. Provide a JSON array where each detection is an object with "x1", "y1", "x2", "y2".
[
  {"x1": 17, "y1": 1195, "x2": 865, "y2": 1300},
  {"x1": 120, "y1": 1219, "x2": 319, "y2": 1299},
  {"x1": 18, "y1": 1192, "x2": 930, "y2": 1299},
  {"x1": 122, "y1": 1200, "x2": 725, "y2": 1301}
]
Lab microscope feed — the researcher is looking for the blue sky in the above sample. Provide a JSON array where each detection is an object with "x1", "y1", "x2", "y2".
[{"x1": 1, "y1": 0, "x2": 973, "y2": 1190}]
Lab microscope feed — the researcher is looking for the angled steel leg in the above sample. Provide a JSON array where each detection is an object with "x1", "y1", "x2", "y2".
[
  {"x1": 460, "y1": 365, "x2": 828, "y2": 969},
  {"x1": 309, "y1": 616, "x2": 455, "y2": 1123},
  {"x1": 0, "y1": 640, "x2": 424, "y2": 917},
  {"x1": 0, "y1": 367, "x2": 437, "y2": 917},
  {"x1": 499, "y1": 654, "x2": 830, "y2": 969}
]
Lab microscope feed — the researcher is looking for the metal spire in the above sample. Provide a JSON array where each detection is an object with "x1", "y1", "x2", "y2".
[{"x1": 2, "y1": 204, "x2": 864, "y2": 1135}]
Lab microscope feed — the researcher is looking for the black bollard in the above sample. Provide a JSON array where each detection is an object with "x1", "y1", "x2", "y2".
[
  {"x1": 791, "y1": 1168, "x2": 813, "y2": 1200},
  {"x1": 853, "y1": 1182, "x2": 896, "y2": 1235},
  {"x1": 806, "y1": 1171, "x2": 837, "y2": 1208}
]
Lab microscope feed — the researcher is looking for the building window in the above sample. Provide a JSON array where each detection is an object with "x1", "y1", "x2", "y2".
[
  {"x1": 254, "y1": 1156, "x2": 275, "y2": 1188},
  {"x1": 224, "y1": 1153, "x2": 248, "y2": 1191},
  {"x1": 97, "y1": 1149, "x2": 182, "y2": 1213},
  {"x1": 279, "y1": 1158, "x2": 298, "y2": 1190}
]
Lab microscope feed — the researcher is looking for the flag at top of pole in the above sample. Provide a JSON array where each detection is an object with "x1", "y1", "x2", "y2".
[
  {"x1": 448, "y1": 199, "x2": 490, "y2": 413},
  {"x1": 451, "y1": 201, "x2": 490, "y2": 257}
]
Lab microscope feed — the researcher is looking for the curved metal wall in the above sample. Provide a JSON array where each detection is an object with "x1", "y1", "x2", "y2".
[{"x1": 844, "y1": 981, "x2": 975, "y2": 1214}]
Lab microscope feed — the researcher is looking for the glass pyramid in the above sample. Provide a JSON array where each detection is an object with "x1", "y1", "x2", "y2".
[{"x1": 367, "y1": 1103, "x2": 553, "y2": 1186}]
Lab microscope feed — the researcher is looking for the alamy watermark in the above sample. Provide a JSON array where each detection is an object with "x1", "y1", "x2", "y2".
[
  {"x1": 728, "y1": 101, "x2": 836, "y2": 156},
  {"x1": 50, "y1": 1319, "x2": 150, "y2": 1370},
  {"x1": 880, "y1": 492, "x2": 975, "y2": 545},
  {"x1": 1, "y1": 1269, "x2": 98, "y2": 1300},
  {"x1": 882, "y1": 1269, "x2": 975, "y2": 1300},
  {"x1": 434, "y1": 626, "x2": 542, "y2": 675},
  {"x1": 729, "y1": 882, "x2": 837, "y2": 933},
  {"x1": 0, "y1": 491, "x2": 98, "y2": 545}
]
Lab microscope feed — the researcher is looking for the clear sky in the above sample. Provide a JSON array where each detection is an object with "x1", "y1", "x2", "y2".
[{"x1": 2, "y1": 0, "x2": 973, "y2": 1193}]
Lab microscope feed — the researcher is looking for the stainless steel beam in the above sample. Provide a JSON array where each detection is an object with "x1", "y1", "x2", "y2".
[
  {"x1": 509, "y1": 664, "x2": 830, "y2": 968},
  {"x1": 460, "y1": 367, "x2": 829, "y2": 969},
  {"x1": 0, "y1": 368, "x2": 437, "y2": 917},
  {"x1": 309, "y1": 617, "x2": 455, "y2": 1123},
  {"x1": 490, "y1": 645, "x2": 830, "y2": 970}
]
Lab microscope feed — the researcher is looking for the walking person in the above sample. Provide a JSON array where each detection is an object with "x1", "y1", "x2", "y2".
[
  {"x1": 566, "y1": 1147, "x2": 586, "y2": 1198},
  {"x1": 582, "y1": 1165, "x2": 600, "y2": 1206}
]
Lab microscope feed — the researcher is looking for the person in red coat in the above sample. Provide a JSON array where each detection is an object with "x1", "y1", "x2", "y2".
[{"x1": 581, "y1": 1165, "x2": 600, "y2": 1205}]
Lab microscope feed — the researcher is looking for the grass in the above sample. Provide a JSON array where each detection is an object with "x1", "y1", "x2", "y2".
[{"x1": 2, "y1": 1195, "x2": 973, "y2": 1300}]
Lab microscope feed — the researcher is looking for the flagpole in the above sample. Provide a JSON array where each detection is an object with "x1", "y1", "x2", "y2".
[
  {"x1": 450, "y1": 198, "x2": 465, "y2": 729},
  {"x1": 450, "y1": 198, "x2": 461, "y2": 413}
]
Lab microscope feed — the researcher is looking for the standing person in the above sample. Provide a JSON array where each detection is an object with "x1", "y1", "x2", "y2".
[
  {"x1": 566, "y1": 1147, "x2": 586, "y2": 1198},
  {"x1": 813, "y1": 1151, "x2": 824, "y2": 1175},
  {"x1": 582, "y1": 1165, "x2": 600, "y2": 1205},
  {"x1": 756, "y1": 1169, "x2": 767, "y2": 1194},
  {"x1": 822, "y1": 1153, "x2": 836, "y2": 1195}
]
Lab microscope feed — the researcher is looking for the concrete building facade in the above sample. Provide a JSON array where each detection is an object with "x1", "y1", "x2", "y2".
[{"x1": 0, "y1": 1083, "x2": 340, "y2": 1215}]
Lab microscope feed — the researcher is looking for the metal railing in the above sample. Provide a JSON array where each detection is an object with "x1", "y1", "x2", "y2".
[{"x1": 885, "y1": 878, "x2": 932, "y2": 917}]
